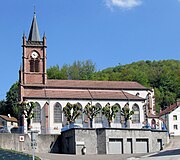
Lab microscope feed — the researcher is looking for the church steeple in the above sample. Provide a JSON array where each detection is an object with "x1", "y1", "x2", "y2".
[
  {"x1": 20, "y1": 11, "x2": 47, "y2": 86},
  {"x1": 28, "y1": 11, "x2": 40, "y2": 41}
]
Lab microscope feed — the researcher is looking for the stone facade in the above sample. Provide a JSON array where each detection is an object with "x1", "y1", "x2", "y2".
[
  {"x1": 0, "y1": 133, "x2": 59, "y2": 153},
  {"x1": 60, "y1": 128, "x2": 169, "y2": 155},
  {"x1": 0, "y1": 129, "x2": 169, "y2": 155}
]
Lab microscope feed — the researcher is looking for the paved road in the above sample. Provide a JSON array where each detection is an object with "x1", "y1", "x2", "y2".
[{"x1": 34, "y1": 153, "x2": 146, "y2": 160}]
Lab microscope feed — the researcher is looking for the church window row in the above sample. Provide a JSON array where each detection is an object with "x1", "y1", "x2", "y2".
[{"x1": 32, "y1": 102, "x2": 140, "y2": 124}]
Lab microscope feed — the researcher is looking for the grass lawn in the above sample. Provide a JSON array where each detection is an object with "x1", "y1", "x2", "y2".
[{"x1": 0, "y1": 148, "x2": 40, "y2": 160}]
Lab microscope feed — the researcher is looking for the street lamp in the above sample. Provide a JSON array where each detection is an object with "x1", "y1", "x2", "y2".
[{"x1": 28, "y1": 130, "x2": 39, "y2": 160}]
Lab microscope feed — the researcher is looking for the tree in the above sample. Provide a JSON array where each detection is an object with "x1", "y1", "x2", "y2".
[
  {"x1": 83, "y1": 102, "x2": 101, "y2": 128},
  {"x1": 47, "y1": 64, "x2": 69, "y2": 80},
  {"x1": 19, "y1": 101, "x2": 36, "y2": 130},
  {"x1": 68, "y1": 60, "x2": 96, "y2": 80},
  {"x1": 63, "y1": 102, "x2": 82, "y2": 125},
  {"x1": 47, "y1": 65, "x2": 62, "y2": 79},
  {"x1": 6, "y1": 82, "x2": 19, "y2": 119},
  {"x1": 102, "y1": 103, "x2": 119, "y2": 127},
  {"x1": 121, "y1": 103, "x2": 134, "y2": 128},
  {"x1": 0, "y1": 100, "x2": 7, "y2": 115}
]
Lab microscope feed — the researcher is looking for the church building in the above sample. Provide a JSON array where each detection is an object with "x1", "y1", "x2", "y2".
[{"x1": 19, "y1": 13, "x2": 155, "y2": 134}]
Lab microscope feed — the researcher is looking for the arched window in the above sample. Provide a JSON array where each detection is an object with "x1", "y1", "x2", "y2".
[
  {"x1": 33, "y1": 102, "x2": 41, "y2": 123},
  {"x1": 132, "y1": 104, "x2": 140, "y2": 123},
  {"x1": 94, "y1": 103, "x2": 102, "y2": 123},
  {"x1": 75, "y1": 103, "x2": 83, "y2": 124},
  {"x1": 114, "y1": 103, "x2": 121, "y2": 123},
  {"x1": 54, "y1": 103, "x2": 62, "y2": 123},
  {"x1": 30, "y1": 59, "x2": 39, "y2": 72}
]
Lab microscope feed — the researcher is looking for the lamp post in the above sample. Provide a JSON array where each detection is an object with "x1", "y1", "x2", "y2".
[{"x1": 28, "y1": 130, "x2": 39, "y2": 160}]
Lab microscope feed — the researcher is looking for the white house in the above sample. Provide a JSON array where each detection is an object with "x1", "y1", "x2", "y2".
[
  {"x1": 159, "y1": 101, "x2": 180, "y2": 136},
  {"x1": 0, "y1": 115, "x2": 18, "y2": 132},
  {"x1": 19, "y1": 12, "x2": 156, "y2": 134}
]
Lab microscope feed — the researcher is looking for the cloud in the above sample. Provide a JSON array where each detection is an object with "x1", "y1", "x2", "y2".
[{"x1": 105, "y1": 0, "x2": 142, "y2": 10}]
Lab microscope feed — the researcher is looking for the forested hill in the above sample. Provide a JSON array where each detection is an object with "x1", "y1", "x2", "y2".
[{"x1": 47, "y1": 59, "x2": 180, "y2": 112}]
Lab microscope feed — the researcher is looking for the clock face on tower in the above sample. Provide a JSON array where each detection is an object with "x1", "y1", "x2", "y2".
[{"x1": 31, "y1": 51, "x2": 38, "y2": 58}]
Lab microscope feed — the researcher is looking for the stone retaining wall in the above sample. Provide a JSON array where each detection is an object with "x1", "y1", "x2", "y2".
[{"x1": 61, "y1": 128, "x2": 169, "y2": 155}]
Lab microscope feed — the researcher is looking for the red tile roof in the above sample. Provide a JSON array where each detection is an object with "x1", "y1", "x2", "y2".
[
  {"x1": 24, "y1": 88, "x2": 144, "y2": 101},
  {"x1": 24, "y1": 79, "x2": 148, "y2": 90},
  {"x1": 159, "y1": 101, "x2": 180, "y2": 116},
  {"x1": 0, "y1": 115, "x2": 17, "y2": 122}
]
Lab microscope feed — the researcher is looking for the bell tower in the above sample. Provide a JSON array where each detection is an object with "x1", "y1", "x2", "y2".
[{"x1": 20, "y1": 12, "x2": 47, "y2": 85}]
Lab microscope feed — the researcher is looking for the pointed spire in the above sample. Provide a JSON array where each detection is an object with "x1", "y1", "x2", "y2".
[{"x1": 28, "y1": 11, "x2": 41, "y2": 41}]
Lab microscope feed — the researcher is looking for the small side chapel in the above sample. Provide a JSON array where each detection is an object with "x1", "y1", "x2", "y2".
[{"x1": 19, "y1": 12, "x2": 155, "y2": 134}]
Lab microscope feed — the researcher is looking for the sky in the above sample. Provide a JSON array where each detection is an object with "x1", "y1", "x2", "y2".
[{"x1": 0, "y1": 0, "x2": 180, "y2": 100}]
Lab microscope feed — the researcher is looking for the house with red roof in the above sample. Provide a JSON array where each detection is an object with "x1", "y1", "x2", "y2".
[
  {"x1": 0, "y1": 114, "x2": 18, "y2": 132},
  {"x1": 159, "y1": 101, "x2": 180, "y2": 136}
]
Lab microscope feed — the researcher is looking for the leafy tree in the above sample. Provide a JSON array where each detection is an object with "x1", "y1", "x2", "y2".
[
  {"x1": 92, "y1": 71, "x2": 109, "y2": 81},
  {"x1": 0, "y1": 100, "x2": 7, "y2": 115},
  {"x1": 19, "y1": 101, "x2": 36, "y2": 130},
  {"x1": 47, "y1": 60, "x2": 96, "y2": 80},
  {"x1": 63, "y1": 102, "x2": 82, "y2": 125},
  {"x1": 6, "y1": 82, "x2": 19, "y2": 118},
  {"x1": 102, "y1": 103, "x2": 119, "y2": 127},
  {"x1": 60, "y1": 65, "x2": 69, "y2": 79},
  {"x1": 121, "y1": 103, "x2": 134, "y2": 128},
  {"x1": 47, "y1": 65, "x2": 62, "y2": 79},
  {"x1": 47, "y1": 65, "x2": 69, "y2": 80},
  {"x1": 83, "y1": 102, "x2": 101, "y2": 128},
  {"x1": 68, "y1": 60, "x2": 96, "y2": 80}
]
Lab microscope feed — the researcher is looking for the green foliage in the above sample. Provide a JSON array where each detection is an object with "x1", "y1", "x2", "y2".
[
  {"x1": 68, "y1": 60, "x2": 96, "y2": 80},
  {"x1": 0, "y1": 148, "x2": 41, "y2": 160},
  {"x1": 5, "y1": 82, "x2": 19, "y2": 118},
  {"x1": 19, "y1": 101, "x2": 36, "y2": 130},
  {"x1": 47, "y1": 65, "x2": 68, "y2": 79},
  {"x1": 102, "y1": 103, "x2": 119, "y2": 127},
  {"x1": 47, "y1": 60, "x2": 96, "y2": 80},
  {"x1": 83, "y1": 102, "x2": 101, "y2": 128},
  {"x1": 63, "y1": 102, "x2": 82, "y2": 124},
  {"x1": 0, "y1": 100, "x2": 7, "y2": 115},
  {"x1": 121, "y1": 103, "x2": 134, "y2": 128},
  {"x1": 20, "y1": 102, "x2": 36, "y2": 120},
  {"x1": 0, "y1": 82, "x2": 20, "y2": 119}
]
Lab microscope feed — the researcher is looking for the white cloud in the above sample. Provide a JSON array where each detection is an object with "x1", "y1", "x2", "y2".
[{"x1": 105, "y1": 0, "x2": 142, "y2": 10}]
